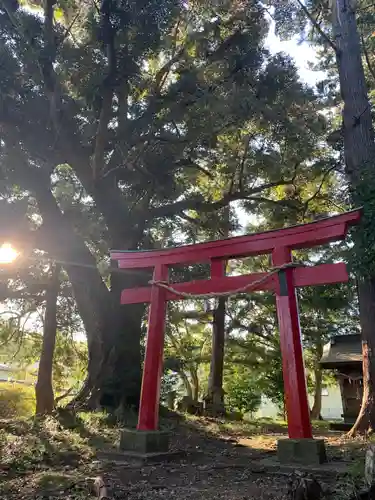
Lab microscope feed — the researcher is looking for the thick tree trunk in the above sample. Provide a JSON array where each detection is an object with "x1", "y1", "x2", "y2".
[
  {"x1": 103, "y1": 264, "x2": 148, "y2": 410},
  {"x1": 332, "y1": 0, "x2": 375, "y2": 187},
  {"x1": 30, "y1": 174, "x2": 144, "y2": 411},
  {"x1": 68, "y1": 264, "x2": 145, "y2": 411},
  {"x1": 35, "y1": 264, "x2": 60, "y2": 415},
  {"x1": 332, "y1": 0, "x2": 375, "y2": 434}
]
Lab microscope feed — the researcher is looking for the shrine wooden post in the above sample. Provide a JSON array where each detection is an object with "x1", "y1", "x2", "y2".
[{"x1": 111, "y1": 209, "x2": 361, "y2": 463}]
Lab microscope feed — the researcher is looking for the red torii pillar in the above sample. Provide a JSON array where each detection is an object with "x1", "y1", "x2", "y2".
[
  {"x1": 111, "y1": 209, "x2": 361, "y2": 462},
  {"x1": 272, "y1": 246, "x2": 312, "y2": 439}
]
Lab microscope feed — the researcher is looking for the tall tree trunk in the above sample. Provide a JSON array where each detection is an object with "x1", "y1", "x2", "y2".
[
  {"x1": 348, "y1": 278, "x2": 375, "y2": 434},
  {"x1": 190, "y1": 368, "x2": 200, "y2": 402},
  {"x1": 206, "y1": 208, "x2": 229, "y2": 412},
  {"x1": 35, "y1": 264, "x2": 60, "y2": 415},
  {"x1": 207, "y1": 297, "x2": 226, "y2": 408},
  {"x1": 310, "y1": 345, "x2": 323, "y2": 420},
  {"x1": 179, "y1": 371, "x2": 193, "y2": 400},
  {"x1": 310, "y1": 367, "x2": 323, "y2": 420},
  {"x1": 331, "y1": 0, "x2": 375, "y2": 435}
]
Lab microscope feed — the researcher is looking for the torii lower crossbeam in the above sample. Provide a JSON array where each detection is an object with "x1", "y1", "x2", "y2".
[{"x1": 111, "y1": 210, "x2": 361, "y2": 453}]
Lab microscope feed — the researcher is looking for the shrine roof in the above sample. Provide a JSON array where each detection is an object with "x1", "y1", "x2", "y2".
[{"x1": 320, "y1": 334, "x2": 362, "y2": 368}]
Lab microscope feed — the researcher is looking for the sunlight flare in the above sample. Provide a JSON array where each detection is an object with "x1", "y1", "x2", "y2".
[{"x1": 0, "y1": 243, "x2": 18, "y2": 264}]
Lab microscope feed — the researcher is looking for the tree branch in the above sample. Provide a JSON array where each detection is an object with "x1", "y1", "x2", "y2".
[
  {"x1": 55, "y1": 386, "x2": 76, "y2": 405},
  {"x1": 238, "y1": 134, "x2": 251, "y2": 192},
  {"x1": 59, "y1": 8, "x2": 81, "y2": 46},
  {"x1": 175, "y1": 158, "x2": 214, "y2": 178},
  {"x1": 92, "y1": 0, "x2": 117, "y2": 180},
  {"x1": 41, "y1": 0, "x2": 62, "y2": 131},
  {"x1": 0, "y1": 1, "x2": 58, "y2": 132},
  {"x1": 154, "y1": 46, "x2": 185, "y2": 92},
  {"x1": 123, "y1": 22, "x2": 263, "y2": 147},
  {"x1": 361, "y1": 34, "x2": 375, "y2": 82},
  {"x1": 178, "y1": 212, "x2": 201, "y2": 225},
  {"x1": 150, "y1": 179, "x2": 297, "y2": 219},
  {"x1": 243, "y1": 196, "x2": 299, "y2": 209},
  {"x1": 303, "y1": 163, "x2": 339, "y2": 210},
  {"x1": 295, "y1": 0, "x2": 338, "y2": 53}
]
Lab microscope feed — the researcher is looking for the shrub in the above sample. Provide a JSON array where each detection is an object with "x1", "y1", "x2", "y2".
[
  {"x1": 225, "y1": 372, "x2": 262, "y2": 414},
  {"x1": 0, "y1": 382, "x2": 35, "y2": 418}
]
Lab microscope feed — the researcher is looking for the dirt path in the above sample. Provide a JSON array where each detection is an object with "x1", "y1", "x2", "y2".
[
  {"x1": 94, "y1": 424, "x2": 366, "y2": 500},
  {"x1": 0, "y1": 416, "x2": 367, "y2": 500},
  {"x1": 104, "y1": 460, "x2": 290, "y2": 500}
]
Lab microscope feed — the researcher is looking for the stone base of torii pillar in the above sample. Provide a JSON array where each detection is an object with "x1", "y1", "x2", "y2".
[
  {"x1": 277, "y1": 438, "x2": 327, "y2": 465},
  {"x1": 118, "y1": 429, "x2": 182, "y2": 463}
]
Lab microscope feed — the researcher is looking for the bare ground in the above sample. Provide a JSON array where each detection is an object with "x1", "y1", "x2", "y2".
[{"x1": 0, "y1": 413, "x2": 369, "y2": 500}]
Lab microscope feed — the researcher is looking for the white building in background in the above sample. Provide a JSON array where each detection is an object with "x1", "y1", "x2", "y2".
[
  {"x1": 0, "y1": 362, "x2": 37, "y2": 384},
  {"x1": 0, "y1": 363, "x2": 13, "y2": 381},
  {"x1": 255, "y1": 385, "x2": 343, "y2": 420},
  {"x1": 312, "y1": 386, "x2": 344, "y2": 420}
]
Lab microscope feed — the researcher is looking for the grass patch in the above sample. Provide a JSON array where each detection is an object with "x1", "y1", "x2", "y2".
[
  {"x1": 0, "y1": 411, "x2": 120, "y2": 476},
  {"x1": 183, "y1": 415, "x2": 332, "y2": 438},
  {"x1": 0, "y1": 411, "x2": 123, "y2": 499},
  {"x1": 0, "y1": 382, "x2": 35, "y2": 418}
]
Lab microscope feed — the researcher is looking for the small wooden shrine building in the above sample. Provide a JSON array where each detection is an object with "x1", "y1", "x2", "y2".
[{"x1": 320, "y1": 334, "x2": 362, "y2": 426}]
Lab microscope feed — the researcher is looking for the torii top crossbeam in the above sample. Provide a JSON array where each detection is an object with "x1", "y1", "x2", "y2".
[
  {"x1": 111, "y1": 209, "x2": 360, "y2": 268},
  {"x1": 110, "y1": 209, "x2": 361, "y2": 438},
  {"x1": 111, "y1": 210, "x2": 361, "y2": 305}
]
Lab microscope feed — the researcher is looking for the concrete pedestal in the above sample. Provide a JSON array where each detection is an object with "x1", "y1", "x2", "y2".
[
  {"x1": 277, "y1": 438, "x2": 327, "y2": 465},
  {"x1": 118, "y1": 429, "x2": 181, "y2": 463},
  {"x1": 120, "y1": 429, "x2": 169, "y2": 454}
]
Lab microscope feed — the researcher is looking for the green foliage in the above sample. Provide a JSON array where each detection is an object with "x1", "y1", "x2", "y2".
[
  {"x1": 0, "y1": 0, "x2": 339, "y2": 259},
  {"x1": 160, "y1": 371, "x2": 179, "y2": 403},
  {"x1": 270, "y1": 0, "x2": 375, "y2": 280},
  {"x1": 224, "y1": 370, "x2": 261, "y2": 414},
  {"x1": 260, "y1": 351, "x2": 285, "y2": 411},
  {"x1": 0, "y1": 382, "x2": 35, "y2": 418},
  {"x1": 164, "y1": 301, "x2": 212, "y2": 399},
  {"x1": 0, "y1": 0, "x2": 360, "y2": 411},
  {"x1": 0, "y1": 0, "x2": 339, "y2": 406},
  {"x1": 0, "y1": 319, "x2": 87, "y2": 396}
]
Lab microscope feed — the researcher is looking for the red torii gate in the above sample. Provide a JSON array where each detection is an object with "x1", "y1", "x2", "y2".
[{"x1": 111, "y1": 209, "x2": 361, "y2": 444}]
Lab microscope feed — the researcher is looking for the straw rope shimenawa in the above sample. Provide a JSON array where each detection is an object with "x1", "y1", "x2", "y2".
[{"x1": 148, "y1": 262, "x2": 304, "y2": 300}]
